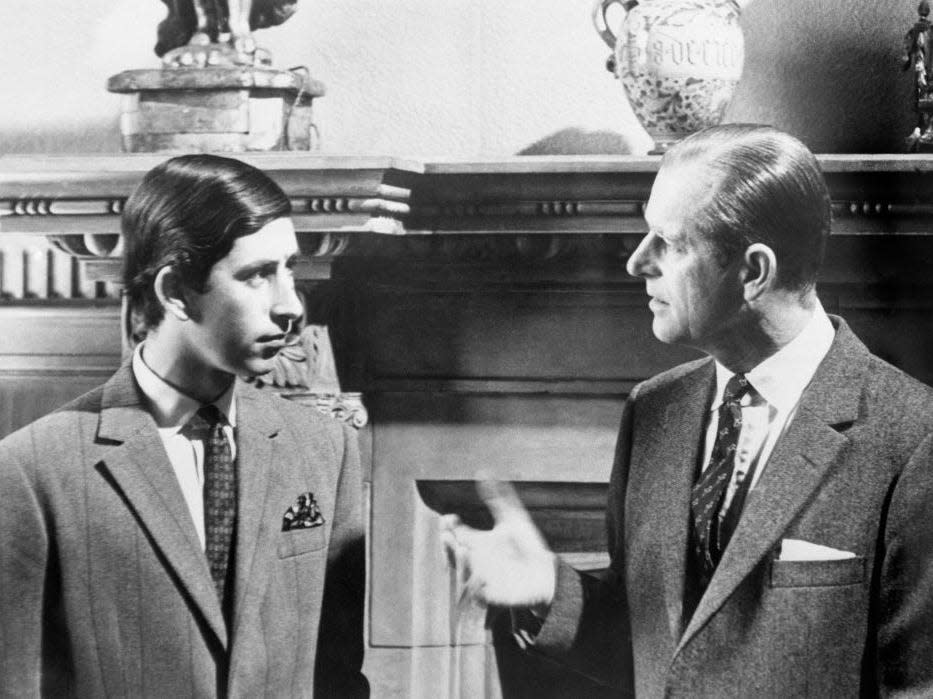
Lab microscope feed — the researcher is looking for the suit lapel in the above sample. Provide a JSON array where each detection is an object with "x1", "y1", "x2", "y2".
[
  {"x1": 676, "y1": 319, "x2": 868, "y2": 653},
  {"x1": 229, "y1": 384, "x2": 283, "y2": 636},
  {"x1": 636, "y1": 360, "x2": 715, "y2": 643},
  {"x1": 95, "y1": 364, "x2": 228, "y2": 648}
]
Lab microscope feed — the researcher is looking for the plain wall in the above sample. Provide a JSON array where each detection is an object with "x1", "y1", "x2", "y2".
[{"x1": 0, "y1": 0, "x2": 922, "y2": 157}]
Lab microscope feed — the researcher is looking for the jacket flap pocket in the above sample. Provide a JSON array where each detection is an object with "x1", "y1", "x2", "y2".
[
  {"x1": 277, "y1": 526, "x2": 326, "y2": 558},
  {"x1": 769, "y1": 556, "x2": 865, "y2": 588}
]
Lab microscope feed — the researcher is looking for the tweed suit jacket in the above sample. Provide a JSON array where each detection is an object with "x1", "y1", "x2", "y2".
[
  {"x1": 534, "y1": 317, "x2": 933, "y2": 697},
  {"x1": 0, "y1": 362, "x2": 368, "y2": 698}
]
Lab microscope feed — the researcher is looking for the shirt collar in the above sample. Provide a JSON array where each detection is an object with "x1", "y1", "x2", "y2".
[
  {"x1": 712, "y1": 301, "x2": 835, "y2": 413},
  {"x1": 131, "y1": 343, "x2": 237, "y2": 432}
]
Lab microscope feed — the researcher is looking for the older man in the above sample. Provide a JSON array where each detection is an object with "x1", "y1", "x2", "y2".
[{"x1": 444, "y1": 124, "x2": 933, "y2": 697}]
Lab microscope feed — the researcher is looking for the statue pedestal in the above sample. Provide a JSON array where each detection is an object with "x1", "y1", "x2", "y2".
[{"x1": 107, "y1": 66, "x2": 325, "y2": 152}]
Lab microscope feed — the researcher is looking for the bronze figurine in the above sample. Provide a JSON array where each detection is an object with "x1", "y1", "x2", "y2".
[
  {"x1": 904, "y1": 1, "x2": 933, "y2": 150},
  {"x1": 155, "y1": 0, "x2": 298, "y2": 66}
]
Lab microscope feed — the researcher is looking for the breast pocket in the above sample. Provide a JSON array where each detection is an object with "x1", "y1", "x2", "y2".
[
  {"x1": 769, "y1": 556, "x2": 866, "y2": 588},
  {"x1": 277, "y1": 526, "x2": 327, "y2": 558}
]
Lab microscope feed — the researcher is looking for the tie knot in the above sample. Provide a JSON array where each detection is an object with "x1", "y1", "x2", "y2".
[
  {"x1": 186, "y1": 404, "x2": 225, "y2": 433},
  {"x1": 722, "y1": 374, "x2": 751, "y2": 404}
]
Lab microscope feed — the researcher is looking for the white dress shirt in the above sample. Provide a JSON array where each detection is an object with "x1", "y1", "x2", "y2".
[
  {"x1": 701, "y1": 302, "x2": 836, "y2": 513},
  {"x1": 131, "y1": 344, "x2": 237, "y2": 549}
]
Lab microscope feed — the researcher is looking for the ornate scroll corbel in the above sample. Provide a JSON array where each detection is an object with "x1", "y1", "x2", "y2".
[{"x1": 247, "y1": 318, "x2": 369, "y2": 428}]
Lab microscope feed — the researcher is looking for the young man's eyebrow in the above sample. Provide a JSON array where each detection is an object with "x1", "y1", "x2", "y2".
[
  {"x1": 233, "y1": 260, "x2": 279, "y2": 279},
  {"x1": 235, "y1": 253, "x2": 300, "y2": 276}
]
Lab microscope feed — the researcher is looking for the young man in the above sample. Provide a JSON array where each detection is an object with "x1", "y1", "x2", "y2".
[
  {"x1": 443, "y1": 125, "x2": 933, "y2": 696},
  {"x1": 0, "y1": 155, "x2": 368, "y2": 697}
]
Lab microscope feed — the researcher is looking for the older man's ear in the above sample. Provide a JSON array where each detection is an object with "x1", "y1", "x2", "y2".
[{"x1": 741, "y1": 243, "x2": 778, "y2": 302}]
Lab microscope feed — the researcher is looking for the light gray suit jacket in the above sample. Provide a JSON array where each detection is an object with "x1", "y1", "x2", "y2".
[
  {"x1": 534, "y1": 317, "x2": 933, "y2": 697},
  {"x1": 0, "y1": 363, "x2": 368, "y2": 698}
]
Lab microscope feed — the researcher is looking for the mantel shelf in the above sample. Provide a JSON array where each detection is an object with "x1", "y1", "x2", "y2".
[{"x1": 3, "y1": 153, "x2": 933, "y2": 254}]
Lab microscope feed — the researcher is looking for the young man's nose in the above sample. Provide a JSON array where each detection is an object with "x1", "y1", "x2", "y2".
[{"x1": 271, "y1": 278, "x2": 303, "y2": 327}]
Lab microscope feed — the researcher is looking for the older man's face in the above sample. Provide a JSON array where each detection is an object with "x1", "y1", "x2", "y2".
[{"x1": 626, "y1": 163, "x2": 745, "y2": 354}]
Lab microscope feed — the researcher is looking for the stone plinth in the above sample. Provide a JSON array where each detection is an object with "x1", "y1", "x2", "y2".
[{"x1": 107, "y1": 67, "x2": 325, "y2": 153}]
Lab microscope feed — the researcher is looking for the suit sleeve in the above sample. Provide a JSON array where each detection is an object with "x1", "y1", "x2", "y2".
[
  {"x1": 529, "y1": 390, "x2": 637, "y2": 693},
  {"x1": 875, "y1": 431, "x2": 933, "y2": 695},
  {"x1": 0, "y1": 434, "x2": 48, "y2": 698},
  {"x1": 314, "y1": 423, "x2": 369, "y2": 698}
]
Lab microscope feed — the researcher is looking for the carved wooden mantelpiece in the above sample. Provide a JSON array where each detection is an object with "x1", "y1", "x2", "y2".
[
  {"x1": 4, "y1": 153, "x2": 933, "y2": 311},
  {"x1": 5, "y1": 154, "x2": 933, "y2": 258},
  {"x1": 0, "y1": 153, "x2": 421, "y2": 283},
  {"x1": 4, "y1": 153, "x2": 933, "y2": 397},
  {"x1": 4, "y1": 153, "x2": 933, "y2": 377}
]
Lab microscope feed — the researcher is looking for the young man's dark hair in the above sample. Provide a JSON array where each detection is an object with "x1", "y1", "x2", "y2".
[{"x1": 122, "y1": 154, "x2": 291, "y2": 328}]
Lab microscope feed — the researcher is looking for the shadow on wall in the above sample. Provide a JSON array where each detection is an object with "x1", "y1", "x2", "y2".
[
  {"x1": 521, "y1": 1, "x2": 921, "y2": 156},
  {"x1": 517, "y1": 127, "x2": 634, "y2": 155},
  {"x1": 730, "y1": 0, "x2": 916, "y2": 153},
  {"x1": 0, "y1": 117, "x2": 122, "y2": 154}
]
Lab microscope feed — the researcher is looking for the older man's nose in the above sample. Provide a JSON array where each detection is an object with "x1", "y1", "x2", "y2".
[{"x1": 626, "y1": 234, "x2": 657, "y2": 278}]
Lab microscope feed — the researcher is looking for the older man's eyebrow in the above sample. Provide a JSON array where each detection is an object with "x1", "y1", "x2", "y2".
[{"x1": 647, "y1": 226, "x2": 674, "y2": 243}]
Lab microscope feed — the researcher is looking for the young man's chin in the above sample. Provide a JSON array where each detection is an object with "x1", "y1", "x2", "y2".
[{"x1": 240, "y1": 356, "x2": 278, "y2": 379}]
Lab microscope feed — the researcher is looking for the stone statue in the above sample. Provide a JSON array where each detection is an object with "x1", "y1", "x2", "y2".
[
  {"x1": 155, "y1": 0, "x2": 298, "y2": 66},
  {"x1": 904, "y1": 0, "x2": 933, "y2": 150}
]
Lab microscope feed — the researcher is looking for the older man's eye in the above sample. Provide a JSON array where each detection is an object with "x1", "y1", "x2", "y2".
[{"x1": 652, "y1": 233, "x2": 669, "y2": 253}]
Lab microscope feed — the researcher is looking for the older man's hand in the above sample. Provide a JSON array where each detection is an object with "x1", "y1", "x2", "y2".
[{"x1": 440, "y1": 479, "x2": 557, "y2": 612}]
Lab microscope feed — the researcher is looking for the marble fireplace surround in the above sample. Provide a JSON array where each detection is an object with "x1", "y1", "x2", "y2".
[{"x1": 3, "y1": 154, "x2": 933, "y2": 696}]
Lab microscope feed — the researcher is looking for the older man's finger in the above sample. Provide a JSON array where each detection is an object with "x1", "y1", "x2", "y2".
[
  {"x1": 441, "y1": 513, "x2": 464, "y2": 530},
  {"x1": 477, "y1": 478, "x2": 527, "y2": 525}
]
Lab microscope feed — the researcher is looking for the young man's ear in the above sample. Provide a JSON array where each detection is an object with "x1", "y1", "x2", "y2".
[
  {"x1": 154, "y1": 266, "x2": 192, "y2": 321},
  {"x1": 740, "y1": 243, "x2": 778, "y2": 302}
]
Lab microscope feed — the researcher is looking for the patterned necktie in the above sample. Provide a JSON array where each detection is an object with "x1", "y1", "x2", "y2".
[
  {"x1": 187, "y1": 405, "x2": 237, "y2": 611},
  {"x1": 691, "y1": 374, "x2": 751, "y2": 583}
]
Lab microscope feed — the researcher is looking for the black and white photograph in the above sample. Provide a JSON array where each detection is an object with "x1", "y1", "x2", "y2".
[{"x1": 1, "y1": 1, "x2": 932, "y2": 696}]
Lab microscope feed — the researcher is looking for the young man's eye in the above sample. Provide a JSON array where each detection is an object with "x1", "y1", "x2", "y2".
[
  {"x1": 238, "y1": 259, "x2": 297, "y2": 285},
  {"x1": 243, "y1": 270, "x2": 271, "y2": 286}
]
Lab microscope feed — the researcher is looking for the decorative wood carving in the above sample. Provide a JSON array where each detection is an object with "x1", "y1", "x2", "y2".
[
  {"x1": 284, "y1": 391, "x2": 369, "y2": 428},
  {"x1": 244, "y1": 320, "x2": 369, "y2": 427},
  {"x1": 0, "y1": 154, "x2": 419, "y2": 241},
  {"x1": 5, "y1": 154, "x2": 933, "y2": 253}
]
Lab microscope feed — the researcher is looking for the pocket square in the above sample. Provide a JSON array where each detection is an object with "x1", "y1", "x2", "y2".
[
  {"x1": 779, "y1": 538, "x2": 855, "y2": 561},
  {"x1": 282, "y1": 492, "x2": 325, "y2": 531}
]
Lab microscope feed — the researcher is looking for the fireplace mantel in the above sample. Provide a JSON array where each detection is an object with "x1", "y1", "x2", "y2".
[{"x1": 4, "y1": 153, "x2": 933, "y2": 262}]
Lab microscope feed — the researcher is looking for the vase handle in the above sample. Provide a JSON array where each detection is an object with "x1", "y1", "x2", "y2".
[{"x1": 592, "y1": 0, "x2": 638, "y2": 50}]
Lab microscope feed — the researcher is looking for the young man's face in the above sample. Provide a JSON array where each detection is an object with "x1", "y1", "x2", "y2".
[
  {"x1": 626, "y1": 163, "x2": 745, "y2": 354},
  {"x1": 182, "y1": 217, "x2": 303, "y2": 380}
]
